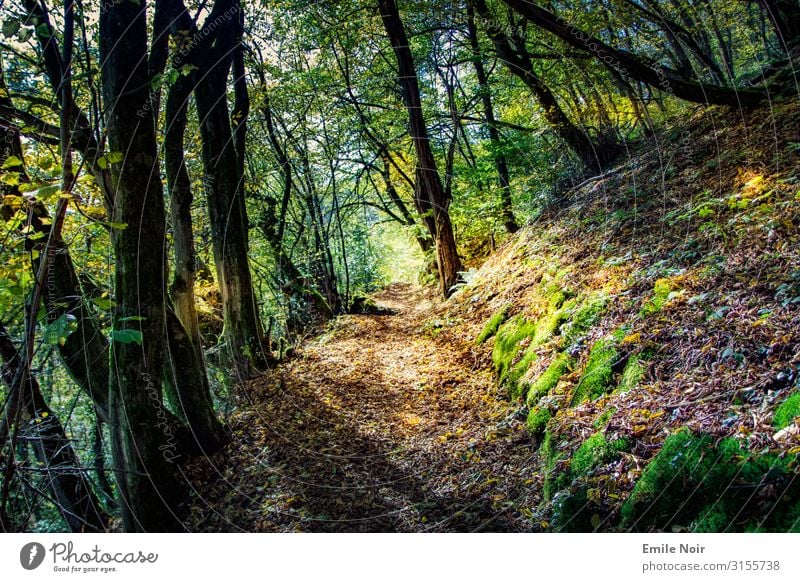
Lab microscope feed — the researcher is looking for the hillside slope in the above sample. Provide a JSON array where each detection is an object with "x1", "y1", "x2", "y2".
[
  {"x1": 185, "y1": 101, "x2": 800, "y2": 533},
  {"x1": 437, "y1": 99, "x2": 800, "y2": 531}
]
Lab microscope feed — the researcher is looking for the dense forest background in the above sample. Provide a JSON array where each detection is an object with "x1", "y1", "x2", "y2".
[{"x1": 0, "y1": 0, "x2": 798, "y2": 532}]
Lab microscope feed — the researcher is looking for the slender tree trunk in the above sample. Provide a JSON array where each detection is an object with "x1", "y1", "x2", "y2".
[
  {"x1": 378, "y1": 0, "x2": 462, "y2": 297},
  {"x1": 100, "y1": 0, "x2": 181, "y2": 532},
  {"x1": 466, "y1": 4, "x2": 519, "y2": 233},
  {"x1": 194, "y1": 0, "x2": 265, "y2": 378},
  {"x1": 0, "y1": 55, "x2": 111, "y2": 422},
  {"x1": 473, "y1": 0, "x2": 616, "y2": 173},
  {"x1": 0, "y1": 327, "x2": 108, "y2": 532},
  {"x1": 499, "y1": 0, "x2": 766, "y2": 106}
]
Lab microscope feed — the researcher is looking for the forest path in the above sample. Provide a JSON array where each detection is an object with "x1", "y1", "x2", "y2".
[{"x1": 184, "y1": 283, "x2": 541, "y2": 532}]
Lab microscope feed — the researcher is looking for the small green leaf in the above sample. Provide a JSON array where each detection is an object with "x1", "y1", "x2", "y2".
[
  {"x1": 44, "y1": 314, "x2": 78, "y2": 346},
  {"x1": 35, "y1": 23, "x2": 51, "y2": 39},
  {"x1": 1, "y1": 155, "x2": 23, "y2": 169},
  {"x1": 91, "y1": 297, "x2": 115, "y2": 310},
  {"x1": 33, "y1": 184, "x2": 62, "y2": 202},
  {"x1": 2, "y1": 20, "x2": 20, "y2": 38},
  {"x1": 111, "y1": 329, "x2": 143, "y2": 345},
  {"x1": 1, "y1": 172, "x2": 20, "y2": 186}
]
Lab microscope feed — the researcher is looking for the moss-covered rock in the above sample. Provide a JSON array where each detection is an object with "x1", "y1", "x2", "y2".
[
  {"x1": 617, "y1": 357, "x2": 646, "y2": 393},
  {"x1": 476, "y1": 306, "x2": 510, "y2": 345},
  {"x1": 639, "y1": 278, "x2": 676, "y2": 316},
  {"x1": 525, "y1": 406, "x2": 552, "y2": 434},
  {"x1": 621, "y1": 428, "x2": 800, "y2": 532},
  {"x1": 561, "y1": 294, "x2": 608, "y2": 347},
  {"x1": 526, "y1": 352, "x2": 573, "y2": 408},
  {"x1": 541, "y1": 429, "x2": 565, "y2": 501},
  {"x1": 571, "y1": 339, "x2": 619, "y2": 405},
  {"x1": 550, "y1": 487, "x2": 599, "y2": 532},
  {"x1": 499, "y1": 299, "x2": 576, "y2": 400},
  {"x1": 570, "y1": 432, "x2": 630, "y2": 478},
  {"x1": 492, "y1": 315, "x2": 538, "y2": 386},
  {"x1": 773, "y1": 390, "x2": 800, "y2": 429}
]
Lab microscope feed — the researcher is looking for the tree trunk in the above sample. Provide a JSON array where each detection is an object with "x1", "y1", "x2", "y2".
[
  {"x1": 378, "y1": 0, "x2": 462, "y2": 297},
  {"x1": 499, "y1": 0, "x2": 766, "y2": 107},
  {"x1": 0, "y1": 326, "x2": 108, "y2": 532},
  {"x1": 466, "y1": 4, "x2": 519, "y2": 233},
  {"x1": 473, "y1": 0, "x2": 617, "y2": 173},
  {"x1": 100, "y1": 0, "x2": 181, "y2": 532},
  {"x1": 194, "y1": 0, "x2": 265, "y2": 378}
]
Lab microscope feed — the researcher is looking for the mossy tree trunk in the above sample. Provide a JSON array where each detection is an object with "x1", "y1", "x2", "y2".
[
  {"x1": 100, "y1": 0, "x2": 181, "y2": 532},
  {"x1": 194, "y1": 0, "x2": 265, "y2": 378}
]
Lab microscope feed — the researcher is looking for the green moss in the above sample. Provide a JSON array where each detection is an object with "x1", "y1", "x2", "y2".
[
  {"x1": 507, "y1": 347, "x2": 539, "y2": 400},
  {"x1": 547, "y1": 289, "x2": 568, "y2": 311},
  {"x1": 541, "y1": 429, "x2": 564, "y2": 501},
  {"x1": 526, "y1": 406, "x2": 552, "y2": 434},
  {"x1": 492, "y1": 315, "x2": 537, "y2": 385},
  {"x1": 526, "y1": 352, "x2": 573, "y2": 408},
  {"x1": 571, "y1": 339, "x2": 619, "y2": 406},
  {"x1": 692, "y1": 505, "x2": 734, "y2": 533},
  {"x1": 639, "y1": 278, "x2": 675, "y2": 316},
  {"x1": 502, "y1": 301, "x2": 576, "y2": 400},
  {"x1": 476, "y1": 307, "x2": 509, "y2": 345},
  {"x1": 570, "y1": 432, "x2": 630, "y2": 478},
  {"x1": 561, "y1": 294, "x2": 608, "y2": 347},
  {"x1": 621, "y1": 428, "x2": 800, "y2": 532},
  {"x1": 773, "y1": 390, "x2": 800, "y2": 429},
  {"x1": 617, "y1": 358, "x2": 646, "y2": 393},
  {"x1": 533, "y1": 299, "x2": 576, "y2": 346}
]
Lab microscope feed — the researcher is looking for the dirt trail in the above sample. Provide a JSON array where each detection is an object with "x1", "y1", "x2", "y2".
[{"x1": 184, "y1": 284, "x2": 540, "y2": 532}]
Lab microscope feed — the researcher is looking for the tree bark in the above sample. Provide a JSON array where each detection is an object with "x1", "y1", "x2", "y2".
[
  {"x1": 378, "y1": 0, "x2": 462, "y2": 297},
  {"x1": 193, "y1": 0, "x2": 265, "y2": 377},
  {"x1": 100, "y1": 0, "x2": 181, "y2": 532}
]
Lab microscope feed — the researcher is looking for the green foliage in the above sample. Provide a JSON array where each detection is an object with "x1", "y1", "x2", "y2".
[
  {"x1": 773, "y1": 391, "x2": 800, "y2": 429},
  {"x1": 571, "y1": 338, "x2": 619, "y2": 405},
  {"x1": 111, "y1": 328, "x2": 143, "y2": 345},
  {"x1": 476, "y1": 306, "x2": 509, "y2": 344},
  {"x1": 526, "y1": 352, "x2": 572, "y2": 408},
  {"x1": 621, "y1": 428, "x2": 800, "y2": 532}
]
